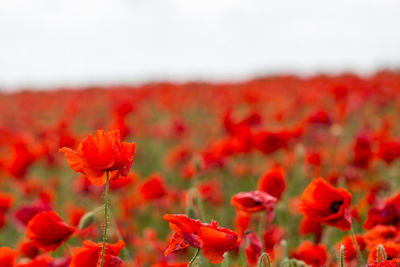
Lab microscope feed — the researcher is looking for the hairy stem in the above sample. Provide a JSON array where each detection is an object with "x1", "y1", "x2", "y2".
[
  {"x1": 188, "y1": 248, "x2": 201, "y2": 267},
  {"x1": 99, "y1": 171, "x2": 110, "y2": 267}
]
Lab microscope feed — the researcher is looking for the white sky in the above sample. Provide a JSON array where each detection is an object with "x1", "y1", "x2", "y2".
[{"x1": 0, "y1": 0, "x2": 400, "y2": 90}]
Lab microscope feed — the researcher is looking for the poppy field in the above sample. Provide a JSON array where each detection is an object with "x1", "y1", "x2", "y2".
[{"x1": 1, "y1": 71, "x2": 400, "y2": 266}]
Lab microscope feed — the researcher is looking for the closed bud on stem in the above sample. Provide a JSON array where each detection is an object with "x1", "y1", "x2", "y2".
[
  {"x1": 78, "y1": 211, "x2": 95, "y2": 230},
  {"x1": 187, "y1": 206, "x2": 198, "y2": 219}
]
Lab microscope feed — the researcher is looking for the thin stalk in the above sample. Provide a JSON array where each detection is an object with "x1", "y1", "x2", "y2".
[
  {"x1": 340, "y1": 244, "x2": 344, "y2": 267},
  {"x1": 99, "y1": 171, "x2": 110, "y2": 267},
  {"x1": 350, "y1": 228, "x2": 365, "y2": 265},
  {"x1": 188, "y1": 248, "x2": 201, "y2": 267},
  {"x1": 196, "y1": 185, "x2": 206, "y2": 222},
  {"x1": 377, "y1": 244, "x2": 386, "y2": 262},
  {"x1": 257, "y1": 212, "x2": 266, "y2": 245},
  {"x1": 258, "y1": 252, "x2": 272, "y2": 267}
]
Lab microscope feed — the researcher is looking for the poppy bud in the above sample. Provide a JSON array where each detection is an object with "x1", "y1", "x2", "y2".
[
  {"x1": 78, "y1": 211, "x2": 95, "y2": 230},
  {"x1": 186, "y1": 206, "x2": 198, "y2": 219}
]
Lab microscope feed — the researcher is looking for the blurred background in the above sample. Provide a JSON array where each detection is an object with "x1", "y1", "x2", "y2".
[{"x1": 1, "y1": 0, "x2": 400, "y2": 91}]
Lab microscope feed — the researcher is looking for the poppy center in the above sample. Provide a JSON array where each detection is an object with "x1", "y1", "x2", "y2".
[{"x1": 330, "y1": 201, "x2": 343, "y2": 213}]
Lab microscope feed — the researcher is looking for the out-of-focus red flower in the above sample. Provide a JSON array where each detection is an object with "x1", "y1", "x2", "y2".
[
  {"x1": 231, "y1": 191, "x2": 276, "y2": 219},
  {"x1": 306, "y1": 150, "x2": 322, "y2": 167},
  {"x1": 257, "y1": 166, "x2": 286, "y2": 200},
  {"x1": 0, "y1": 247, "x2": 17, "y2": 267},
  {"x1": 15, "y1": 257, "x2": 50, "y2": 267},
  {"x1": 111, "y1": 116, "x2": 131, "y2": 140},
  {"x1": 151, "y1": 262, "x2": 188, "y2": 267},
  {"x1": 337, "y1": 234, "x2": 366, "y2": 262},
  {"x1": 198, "y1": 180, "x2": 224, "y2": 206},
  {"x1": 223, "y1": 110, "x2": 260, "y2": 136},
  {"x1": 377, "y1": 141, "x2": 400, "y2": 164},
  {"x1": 364, "y1": 205, "x2": 399, "y2": 230},
  {"x1": 299, "y1": 178, "x2": 352, "y2": 231},
  {"x1": 164, "y1": 144, "x2": 192, "y2": 169},
  {"x1": 67, "y1": 205, "x2": 87, "y2": 227},
  {"x1": 245, "y1": 232, "x2": 262, "y2": 266},
  {"x1": 18, "y1": 240, "x2": 40, "y2": 259},
  {"x1": 0, "y1": 193, "x2": 14, "y2": 212},
  {"x1": 109, "y1": 173, "x2": 137, "y2": 190},
  {"x1": 364, "y1": 192, "x2": 400, "y2": 229},
  {"x1": 307, "y1": 110, "x2": 332, "y2": 125},
  {"x1": 367, "y1": 258, "x2": 400, "y2": 266},
  {"x1": 368, "y1": 242, "x2": 400, "y2": 263},
  {"x1": 70, "y1": 240, "x2": 125, "y2": 267},
  {"x1": 7, "y1": 141, "x2": 36, "y2": 179},
  {"x1": 263, "y1": 225, "x2": 285, "y2": 253},
  {"x1": 352, "y1": 132, "x2": 374, "y2": 168},
  {"x1": 364, "y1": 225, "x2": 400, "y2": 251},
  {"x1": 139, "y1": 173, "x2": 167, "y2": 200},
  {"x1": 163, "y1": 214, "x2": 240, "y2": 264},
  {"x1": 56, "y1": 121, "x2": 77, "y2": 149},
  {"x1": 163, "y1": 214, "x2": 204, "y2": 255},
  {"x1": 14, "y1": 201, "x2": 52, "y2": 228},
  {"x1": 234, "y1": 212, "x2": 251, "y2": 236},
  {"x1": 291, "y1": 240, "x2": 328, "y2": 267},
  {"x1": 26, "y1": 211, "x2": 75, "y2": 251},
  {"x1": 196, "y1": 221, "x2": 240, "y2": 264},
  {"x1": 60, "y1": 129, "x2": 136, "y2": 186},
  {"x1": 253, "y1": 130, "x2": 296, "y2": 154},
  {"x1": 299, "y1": 217, "x2": 323, "y2": 243},
  {"x1": 0, "y1": 193, "x2": 14, "y2": 229}
]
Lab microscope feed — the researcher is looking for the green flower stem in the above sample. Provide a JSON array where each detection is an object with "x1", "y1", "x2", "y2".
[
  {"x1": 188, "y1": 248, "x2": 201, "y2": 267},
  {"x1": 99, "y1": 171, "x2": 110, "y2": 267},
  {"x1": 377, "y1": 244, "x2": 387, "y2": 262},
  {"x1": 258, "y1": 252, "x2": 272, "y2": 267},
  {"x1": 350, "y1": 228, "x2": 365, "y2": 265},
  {"x1": 340, "y1": 244, "x2": 344, "y2": 267},
  {"x1": 257, "y1": 212, "x2": 266, "y2": 245}
]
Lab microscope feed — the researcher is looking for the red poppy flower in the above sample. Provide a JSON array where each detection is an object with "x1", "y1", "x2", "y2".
[
  {"x1": 257, "y1": 166, "x2": 286, "y2": 200},
  {"x1": 14, "y1": 201, "x2": 52, "y2": 228},
  {"x1": 253, "y1": 130, "x2": 295, "y2": 154},
  {"x1": 0, "y1": 247, "x2": 17, "y2": 267},
  {"x1": 163, "y1": 214, "x2": 240, "y2": 264},
  {"x1": 15, "y1": 257, "x2": 50, "y2": 267},
  {"x1": 234, "y1": 212, "x2": 251, "y2": 236},
  {"x1": 197, "y1": 221, "x2": 240, "y2": 264},
  {"x1": 306, "y1": 150, "x2": 322, "y2": 167},
  {"x1": 263, "y1": 225, "x2": 285, "y2": 253},
  {"x1": 377, "y1": 141, "x2": 400, "y2": 164},
  {"x1": 368, "y1": 242, "x2": 400, "y2": 263},
  {"x1": 231, "y1": 191, "x2": 277, "y2": 219},
  {"x1": 352, "y1": 132, "x2": 374, "y2": 168},
  {"x1": 292, "y1": 240, "x2": 328, "y2": 267},
  {"x1": 70, "y1": 240, "x2": 125, "y2": 267},
  {"x1": 198, "y1": 180, "x2": 224, "y2": 206},
  {"x1": 364, "y1": 192, "x2": 400, "y2": 229},
  {"x1": 26, "y1": 211, "x2": 75, "y2": 251},
  {"x1": 245, "y1": 232, "x2": 262, "y2": 266},
  {"x1": 109, "y1": 173, "x2": 137, "y2": 190},
  {"x1": 139, "y1": 173, "x2": 167, "y2": 200},
  {"x1": 367, "y1": 258, "x2": 400, "y2": 267},
  {"x1": 151, "y1": 263, "x2": 188, "y2": 267},
  {"x1": 0, "y1": 193, "x2": 14, "y2": 230},
  {"x1": 299, "y1": 178, "x2": 352, "y2": 231},
  {"x1": 0, "y1": 193, "x2": 14, "y2": 212},
  {"x1": 60, "y1": 129, "x2": 136, "y2": 186},
  {"x1": 364, "y1": 225, "x2": 400, "y2": 251},
  {"x1": 163, "y1": 214, "x2": 204, "y2": 255},
  {"x1": 18, "y1": 240, "x2": 40, "y2": 259},
  {"x1": 7, "y1": 141, "x2": 36, "y2": 179},
  {"x1": 337, "y1": 234, "x2": 366, "y2": 262},
  {"x1": 299, "y1": 217, "x2": 323, "y2": 243}
]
